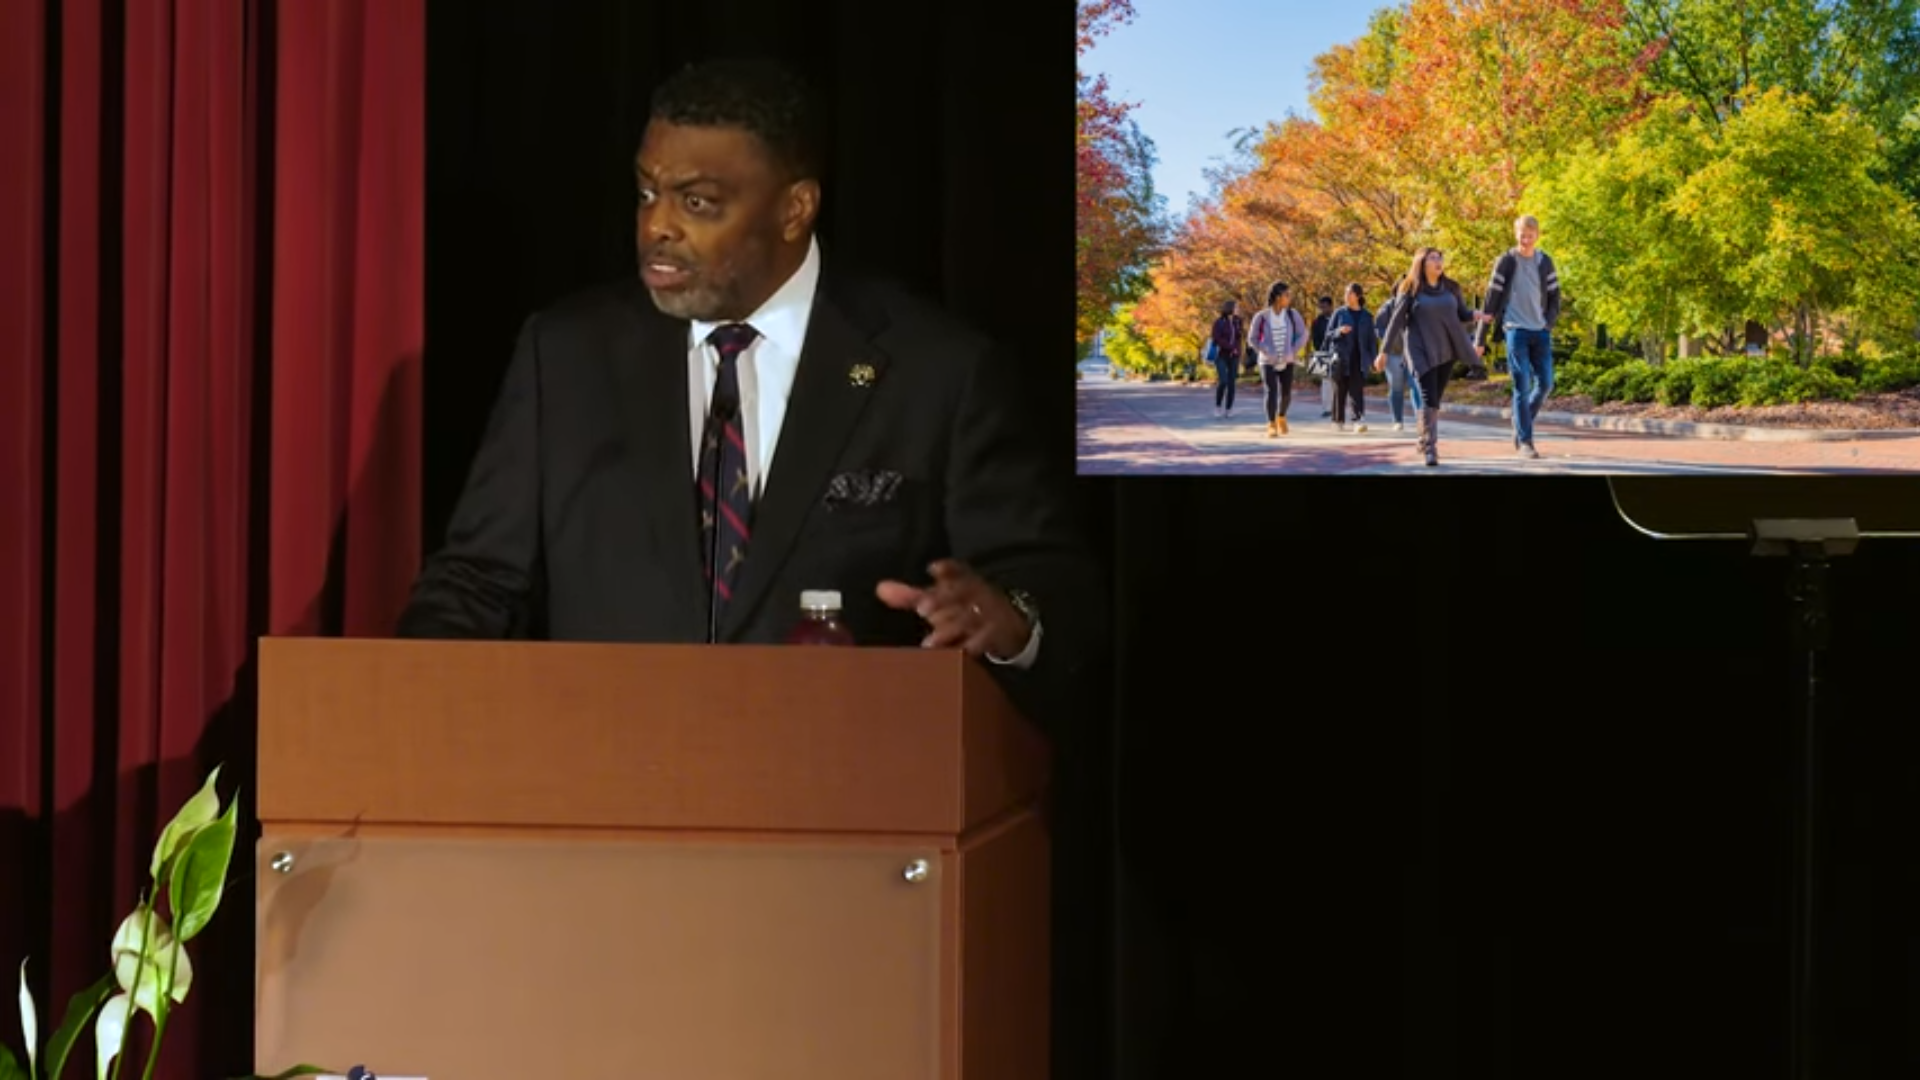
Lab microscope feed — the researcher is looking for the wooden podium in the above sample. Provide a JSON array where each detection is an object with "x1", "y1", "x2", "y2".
[{"x1": 253, "y1": 638, "x2": 1051, "y2": 1080}]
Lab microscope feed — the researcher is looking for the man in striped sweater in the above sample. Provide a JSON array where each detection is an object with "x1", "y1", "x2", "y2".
[{"x1": 1474, "y1": 215, "x2": 1561, "y2": 459}]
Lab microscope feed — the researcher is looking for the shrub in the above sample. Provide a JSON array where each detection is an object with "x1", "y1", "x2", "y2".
[
  {"x1": 1589, "y1": 360, "x2": 1664, "y2": 404},
  {"x1": 1736, "y1": 358, "x2": 1855, "y2": 406},
  {"x1": 1578, "y1": 348, "x2": 1640, "y2": 371},
  {"x1": 1814, "y1": 352, "x2": 1866, "y2": 381},
  {"x1": 1553, "y1": 361, "x2": 1603, "y2": 397},
  {"x1": 1657, "y1": 356, "x2": 1746, "y2": 409},
  {"x1": 1857, "y1": 350, "x2": 1920, "y2": 393}
]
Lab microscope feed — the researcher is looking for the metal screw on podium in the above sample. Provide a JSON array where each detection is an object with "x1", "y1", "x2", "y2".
[
  {"x1": 270, "y1": 852, "x2": 295, "y2": 874},
  {"x1": 901, "y1": 859, "x2": 930, "y2": 884}
]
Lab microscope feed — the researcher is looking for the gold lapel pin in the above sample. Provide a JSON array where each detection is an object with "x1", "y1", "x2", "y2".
[{"x1": 848, "y1": 363, "x2": 876, "y2": 387}]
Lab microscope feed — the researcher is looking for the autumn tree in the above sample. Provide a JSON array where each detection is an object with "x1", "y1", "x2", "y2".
[
  {"x1": 1126, "y1": 0, "x2": 1920, "y2": 371},
  {"x1": 1301, "y1": 0, "x2": 1659, "y2": 291},
  {"x1": 1077, "y1": 0, "x2": 1169, "y2": 340}
]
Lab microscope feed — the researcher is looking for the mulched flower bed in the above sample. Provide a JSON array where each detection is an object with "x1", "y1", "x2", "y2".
[{"x1": 1444, "y1": 381, "x2": 1920, "y2": 431}]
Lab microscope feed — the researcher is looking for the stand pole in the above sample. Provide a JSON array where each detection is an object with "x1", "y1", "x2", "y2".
[
  {"x1": 1751, "y1": 519, "x2": 1856, "y2": 1080},
  {"x1": 1785, "y1": 548, "x2": 1827, "y2": 1080}
]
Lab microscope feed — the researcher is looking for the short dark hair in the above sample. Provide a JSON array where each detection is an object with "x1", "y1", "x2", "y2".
[
  {"x1": 1318, "y1": 296, "x2": 1334, "y2": 306},
  {"x1": 1268, "y1": 281, "x2": 1289, "y2": 304},
  {"x1": 649, "y1": 57, "x2": 828, "y2": 181}
]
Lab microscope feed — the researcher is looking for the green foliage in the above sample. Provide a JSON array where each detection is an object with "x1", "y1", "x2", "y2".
[
  {"x1": 8, "y1": 769, "x2": 333, "y2": 1080},
  {"x1": 1560, "y1": 353, "x2": 1870, "y2": 406},
  {"x1": 1579, "y1": 348, "x2": 1641, "y2": 370},
  {"x1": 1588, "y1": 361, "x2": 1667, "y2": 403},
  {"x1": 1553, "y1": 361, "x2": 1604, "y2": 396},
  {"x1": 1529, "y1": 88, "x2": 1920, "y2": 364},
  {"x1": 1735, "y1": 358, "x2": 1856, "y2": 405},
  {"x1": 1101, "y1": 307, "x2": 1187, "y2": 379},
  {"x1": 1856, "y1": 350, "x2": 1920, "y2": 393},
  {"x1": 1678, "y1": 89, "x2": 1920, "y2": 360},
  {"x1": 1655, "y1": 356, "x2": 1748, "y2": 407},
  {"x1": 1628, "y1": 0, "x2": 1920, "y2": 141},
  {"x1": 40, "y1": 979, "x2": 110, "y2": 1080},
  {"x1": 1528, "y1": 101, "x2": 1725, "y2": 357}
]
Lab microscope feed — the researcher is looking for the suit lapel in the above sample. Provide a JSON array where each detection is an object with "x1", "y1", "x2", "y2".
[
  {"x1": 608, "y1": 286, "x2": 707, "y2": 637},
  {"x1": 722, "y1": 281, "x2": 889, "y2": 639}
]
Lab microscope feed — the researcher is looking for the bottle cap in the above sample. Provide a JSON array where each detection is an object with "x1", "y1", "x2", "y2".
[{"x1": 800, "y1": 590, "x2": 842, "y2": 610}]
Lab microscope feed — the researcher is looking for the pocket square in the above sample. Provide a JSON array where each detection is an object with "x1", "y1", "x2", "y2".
[{"x1": 823, "y1": 468, "x2": 904, "y2": 510}]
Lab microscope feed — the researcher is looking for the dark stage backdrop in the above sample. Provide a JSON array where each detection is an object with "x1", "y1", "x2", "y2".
[
  {"x1": 1110, "y1": 479, "x2": 1920, "y2": 1077},
  {"x1": 437, "y1": 2, "x2": 1920, "y2": 1079}
]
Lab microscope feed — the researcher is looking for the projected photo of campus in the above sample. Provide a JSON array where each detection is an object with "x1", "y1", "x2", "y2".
[{"x1": 1075, "y1": 0, "x2": 1920, "y2": 475}]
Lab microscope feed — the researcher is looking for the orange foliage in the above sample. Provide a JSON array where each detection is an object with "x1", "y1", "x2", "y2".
[{"x1": 1136, "y1": 0, "x2": 1657, "y2": 351}]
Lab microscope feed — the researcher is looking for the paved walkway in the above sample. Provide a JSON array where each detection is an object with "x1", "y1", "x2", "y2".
[{"x1": 1075, "y1": 373, "x2": 1920, "y2": 475}]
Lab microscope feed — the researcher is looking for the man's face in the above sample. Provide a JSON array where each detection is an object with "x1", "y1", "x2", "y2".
[
  {"x1": 1516, "y1": 222, "x2": 1539, "y2": 250},
  {"x1": 634, "y1": 120, "x2": 818, "y2": 321}
]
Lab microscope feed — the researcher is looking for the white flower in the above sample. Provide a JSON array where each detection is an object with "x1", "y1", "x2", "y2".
[
  {"x1": 94, "y1": 993, "x2": 131, "y2": 1080},
  {"x1": 18, "y1": 960, "x2": 36, "y2": 1076},
  {"x1": 109, "y1": 906, "x2": 193, "y2": 1017}
]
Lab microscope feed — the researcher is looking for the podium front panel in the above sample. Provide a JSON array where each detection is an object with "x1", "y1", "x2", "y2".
[{"x1": 256, "y1": 830, "x2": 947, "y2": 1080}]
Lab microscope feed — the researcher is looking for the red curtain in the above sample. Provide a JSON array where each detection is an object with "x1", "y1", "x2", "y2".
[{"x1": 0, "y1": 1, "x2": 423, "y2": 1076}]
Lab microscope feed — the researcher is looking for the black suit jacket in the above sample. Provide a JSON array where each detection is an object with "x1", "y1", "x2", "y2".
[{"x1": 397, "y1": 259, "x2": 1103, "y2": 727}]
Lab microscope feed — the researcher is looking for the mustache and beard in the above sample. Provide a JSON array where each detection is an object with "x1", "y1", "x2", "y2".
[{"x1": 641, "y1": 228, "x2": 776, "y2": 323}]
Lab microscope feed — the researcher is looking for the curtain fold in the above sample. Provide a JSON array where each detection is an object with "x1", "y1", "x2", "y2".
[{"x1": 0, "y1": 2, "x2": 423, "y2": 1076}]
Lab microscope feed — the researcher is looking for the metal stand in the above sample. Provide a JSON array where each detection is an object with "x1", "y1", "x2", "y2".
[{"x1": 1750, "y1": 519, "x2": 1859, "y2": 1080}]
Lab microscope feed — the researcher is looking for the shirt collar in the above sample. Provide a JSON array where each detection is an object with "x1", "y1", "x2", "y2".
[{"x1": 691, "y1": 236, "x2": 821, "y2": 354}]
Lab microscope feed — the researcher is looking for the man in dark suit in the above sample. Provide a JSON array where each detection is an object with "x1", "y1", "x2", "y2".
[{"x1": 396, "y1": 57, "x2": 1101, "y2": 723}]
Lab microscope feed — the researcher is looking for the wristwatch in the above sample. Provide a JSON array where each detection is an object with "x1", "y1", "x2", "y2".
[
  {"x1": 1006, "y1": 588, "x2": 1040, "y2": 631},
  {"x1": 986, "y1": 587, "x2": 1042, "y2": 666}
]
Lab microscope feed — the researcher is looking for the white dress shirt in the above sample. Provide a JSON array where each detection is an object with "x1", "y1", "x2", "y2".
[{"x1": 683, "y1": 236, "x2": 1040, "y2": 669}]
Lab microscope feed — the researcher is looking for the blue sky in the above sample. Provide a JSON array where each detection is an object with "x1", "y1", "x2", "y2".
[{"x1": 1083, "y1": 1, "x2": 1382, "y2": 217}]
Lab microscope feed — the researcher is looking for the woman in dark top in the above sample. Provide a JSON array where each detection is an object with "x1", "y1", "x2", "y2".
[
  {"x1": 1210, "y1": 299, "x2": 1245, "y2": 418},
  {"x1": 1328, "y1": 282, "x2": 1379, "y2": 433},
  {"x1": 1376, "y1": 248, "x2": 1491, "y2": 466}
]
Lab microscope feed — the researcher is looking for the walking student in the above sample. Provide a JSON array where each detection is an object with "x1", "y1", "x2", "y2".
[
  {"x1": 1328, "y1": 282, "x2": 1378, "y2": 433},
  {"x1": 1210, "y1": 299, "x2": 1244, "y2": 418},
  {"x1": 1310, "y1": 295, "x2": 1335, "y2": 418},
  {"x1": 1374, "y1": 289, "x2": 1421, "y2": 430},
  {"x1": 1475, "y1": 214, "x2": 1563, "y2": 459},
  {"x1": 1247, "y1": 281, "x2": 1309, "y2": 437},
  {"x1": 1376, "y1": 248, "x2": 1491, "y2": 466}
]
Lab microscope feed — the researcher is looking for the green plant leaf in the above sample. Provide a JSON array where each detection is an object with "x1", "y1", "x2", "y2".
[
  {"x1": 109, "y1": 908, "x2": 191, "y2": 1015},
  {"x1": 149, "y1": 766, "x2": 223, "y2": 883},
  {"x1": 1, "y1": 1043, "x2": 27, "y2": 1080},
  {"x1": 17, "y1": 961, "x2": 35, "y2": 1080},
  {"x1": 167, "y1": 796, "x2": 238, "y2": 943},
  {"x1": 91, "y1": 995, "x2": 129, "y2": 1080},
  {"x1": 42, "y1": 975, "x2": 112, "y2": 1080},
  {"x1": 227, "y1": 1067, "x2": 336, "y2": 1080}
]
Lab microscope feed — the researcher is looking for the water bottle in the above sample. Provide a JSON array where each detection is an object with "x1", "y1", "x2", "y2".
[{"x1": 784, "y1": 590, "x2": 856, "y2": 646}]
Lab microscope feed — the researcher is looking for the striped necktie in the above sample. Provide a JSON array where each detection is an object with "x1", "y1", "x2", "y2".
[{"x1": 697, "y1": 322, "x2": 759, "y2": 642}]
